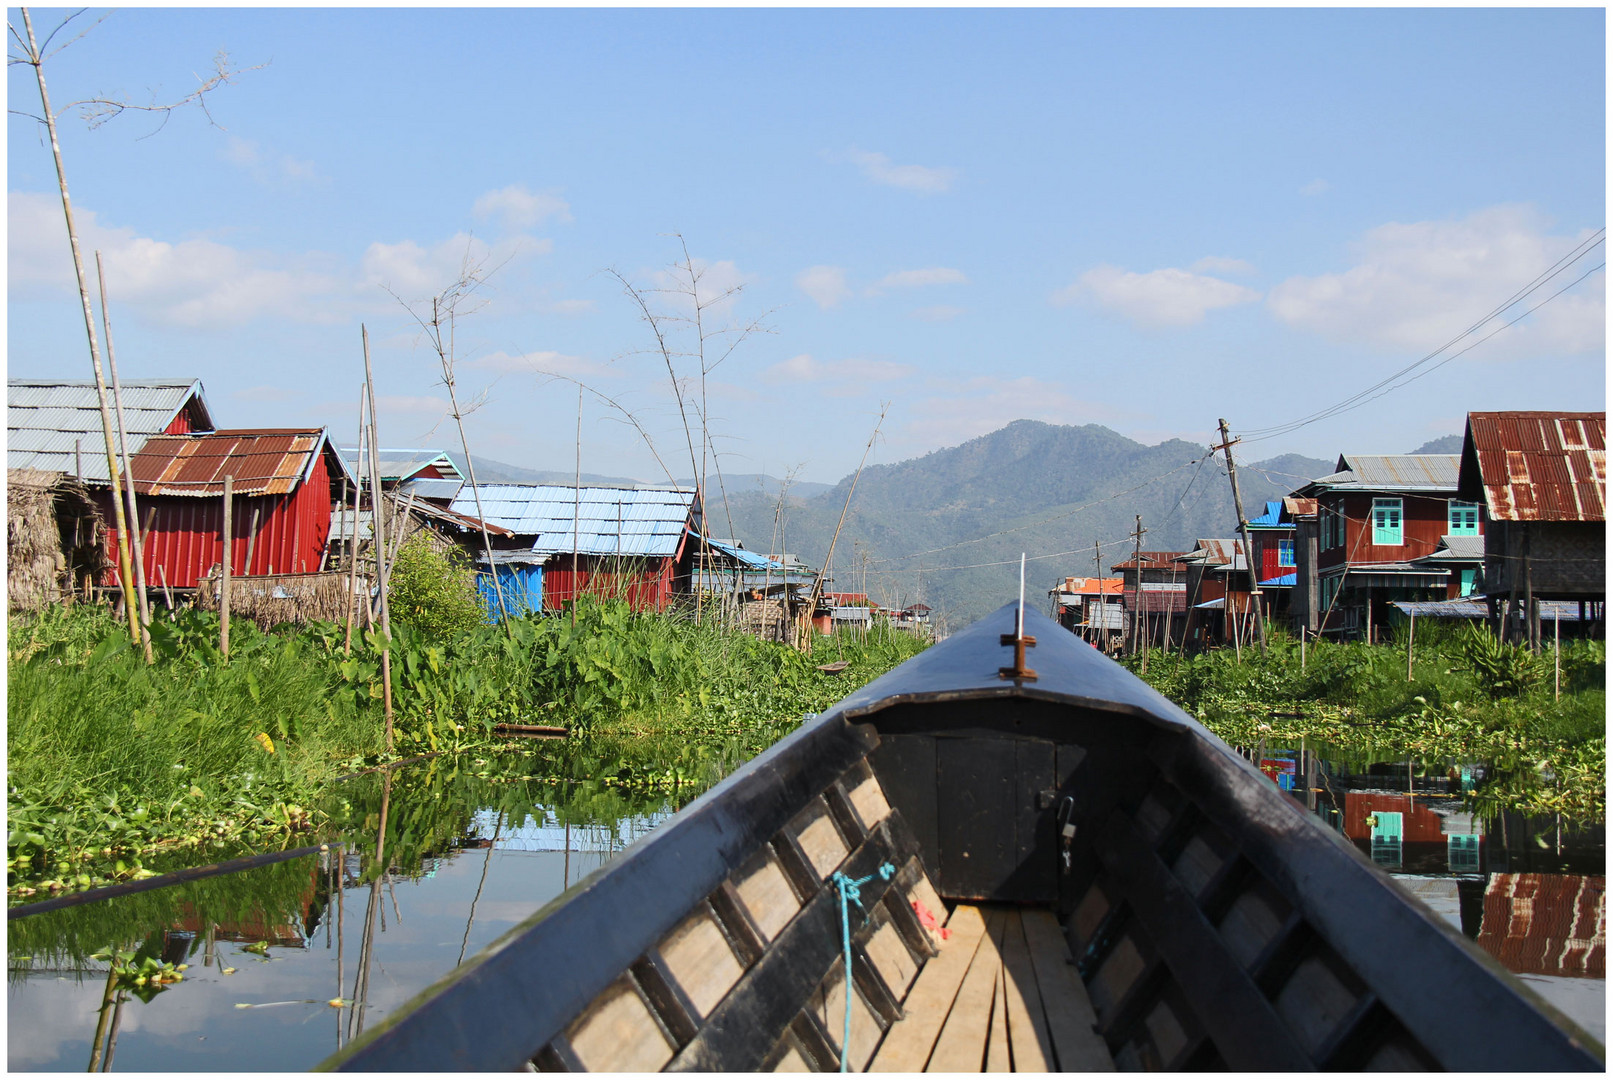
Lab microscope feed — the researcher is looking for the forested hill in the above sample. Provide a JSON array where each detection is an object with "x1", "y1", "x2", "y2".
[{"x1": 712, "y1": 420, "x2": 1334, "y2": 632}]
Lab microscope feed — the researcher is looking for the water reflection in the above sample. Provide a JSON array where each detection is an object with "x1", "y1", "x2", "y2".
[
  {"x1": 1229, "y1": 739, "x2": 1606, "y2": 1041},
  {"x1": 8, "y1": 738, "x2": 1603, "y2": 1068},
  {"x1": 7, "y1": 742, "x2": 699, "y2": 1072}
]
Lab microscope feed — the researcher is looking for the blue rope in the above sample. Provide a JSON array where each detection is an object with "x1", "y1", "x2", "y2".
[{"x1": 831, "y1": 862, "x2": 895, "y2": 1072}]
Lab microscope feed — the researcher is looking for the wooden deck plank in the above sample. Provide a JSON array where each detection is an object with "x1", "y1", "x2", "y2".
[
  {"x1": 1021, "y1": 909, "x2": 1115, "y2": 1071},
  {"x1": 868, "y1": 904, "x2": 987, "y2": 1072},
  {"x1": 927, "y1": 909, "x2": 1007, "y2": 1072},
  {"x1": 985, "y1": 944, "x2": 1011, "y2": 1072},
  {"x1": 999, "y1": 910, "x2": 1054, "y2": 1073}
]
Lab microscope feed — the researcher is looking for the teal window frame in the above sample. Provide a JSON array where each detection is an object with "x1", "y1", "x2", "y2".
[
  {"x1": 1448, "y1": 833, "x2": 1480, "y2": 872},
  {"x1": 1278, "y1": 539, "x2": 1295, "y2": 567},
  {"x1": 1448, "y1": 500, "x2": 1480, "y2": 537},
  {"x1": 1372, "y1": 498, "x2": 1403, "y2": 546}
]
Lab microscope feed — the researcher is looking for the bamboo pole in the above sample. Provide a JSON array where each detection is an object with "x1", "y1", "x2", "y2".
[
  {"x1": 157, "y1": 564, "x2": 173, "y2": 611},
  {"x1": 220, "y1": 475, "x2": 233, "y2": 661},
  {"x1": 803, "y1": 405, "x2": 887, "y2": 650},
  {"x1": 361, "y1": 328, "x2": 393, "y2": 751},
  {"x1": 19, "y1": 10, "x2": 139, "y2": 646},
  {"x1": 344, "y1": 390, "x2": 366, "y2": 656},
  {"x1": 1407, "y1": 611, "x2": 1415, "y2": 682},
  {"x1": 242, "y1": 507, "x2": 262, "y2": 578},
  {"x1": 98, "y1": 251, "x2": 152, "y2": 662},
  {"x1": 85, "y1": 963, "x2": 118, "y2": 1072},
  {"x1": 1554, "y1": 609, "x2": 1561, "y2": 700}
]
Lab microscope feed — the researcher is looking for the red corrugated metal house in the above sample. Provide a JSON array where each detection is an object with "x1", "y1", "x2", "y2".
[
  {"x1": 103, "y1": 429, "x2": 351, "y2": 590},
  {"x1": 1457, "y1": 411, "x2": 1606, "y2": 644}
]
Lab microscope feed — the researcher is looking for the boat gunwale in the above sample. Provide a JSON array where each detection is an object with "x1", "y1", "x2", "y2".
[{"x1": 322, "y1": 707, "x2": 876, "y2": 1071}]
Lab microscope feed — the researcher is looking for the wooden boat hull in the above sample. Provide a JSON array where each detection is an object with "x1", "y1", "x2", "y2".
[{"x1": 323, "y1": 603, "x2": 1603, "y2": 1071}]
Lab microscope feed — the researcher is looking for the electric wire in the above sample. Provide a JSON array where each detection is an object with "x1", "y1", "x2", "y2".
[{"x1": 1241, "y1": 229, "x2": 1606, "y2": 444}]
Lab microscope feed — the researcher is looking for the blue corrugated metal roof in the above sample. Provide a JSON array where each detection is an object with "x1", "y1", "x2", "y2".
[
  {"x1": 450, "y1": 484, "x2": 698, "y2": 558},
  {"x1": 1246, "y1": 500, "x2": 1286, "y2": 528},
  {"x1": 704, "y1": 536, "x2": 783, "y2": 571},
  {"x1": 1258, "y1": 572, "x2": 1296, "y2": 587}
]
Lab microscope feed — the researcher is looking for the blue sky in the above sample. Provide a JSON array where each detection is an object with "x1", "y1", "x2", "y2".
[{"x1": 9, "y1": 7, "x2": 1606, "y2": 487}]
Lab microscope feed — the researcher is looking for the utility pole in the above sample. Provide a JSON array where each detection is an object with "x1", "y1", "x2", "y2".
[
  {"x1": 1213, "y1": 419, "x2": 1268, "y2": 654},
  {"x1": 1130, "y1": 515, "x2": 1146, "y2": 660},
  {"x1": 1093, "y1": 538, "x2": 1102, "y2": 645}
]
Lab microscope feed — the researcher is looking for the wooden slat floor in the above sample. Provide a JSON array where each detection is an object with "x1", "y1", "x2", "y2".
[{"x1": 868, "y1": 904, "x2": 1114, "y2": 1072}]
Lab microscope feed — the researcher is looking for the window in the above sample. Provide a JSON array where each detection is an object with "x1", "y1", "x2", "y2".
[
  {"x1": 1372, "y1": 498, "x2": 1403, "y2": 546},
  {"x1": 1278, "y1": 539, "x2": 1295, "y2": 568},
  {"x1": 1448, "y1": 500, "x2": 1480, "y2": 537},
  {"x1": 1448, "y1": 833, "x2": 1480, "y2": 872}
]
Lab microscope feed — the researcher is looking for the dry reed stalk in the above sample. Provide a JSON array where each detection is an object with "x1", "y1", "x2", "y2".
[{"x1": 7, "y1": 469, "x2": 108, "y2": 612}]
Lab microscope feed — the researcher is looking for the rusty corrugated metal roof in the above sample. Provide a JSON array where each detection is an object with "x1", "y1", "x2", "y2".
[
  {"x1": 1283, "y1": 496, "x2": 1318, "y2": 517},
  {"x1": 1459, "y1": 412, "x2": 1606, "y2": 522},
  {"x1": 1110, "y1": 550, "x2": 1187, "y2": 571},
  {"x1": 131, "y1": 429, "x2": 329, "y2": 497}
]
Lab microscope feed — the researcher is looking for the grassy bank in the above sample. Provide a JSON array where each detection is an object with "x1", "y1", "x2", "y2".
[
  {"x1": 7, "y1": 602, "x2": 928, "y2": 900},
  {"x1": 1123, "y1": 624, "x2": 1605, "y2": 824}
]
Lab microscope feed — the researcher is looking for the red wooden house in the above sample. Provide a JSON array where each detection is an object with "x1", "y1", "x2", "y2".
[
  {"x1": 104, "y1": 429, "x2": 351, "y2": 590},
  {"x1": 1293, "y1": 454, "x2": 1482, "y2": 641}
]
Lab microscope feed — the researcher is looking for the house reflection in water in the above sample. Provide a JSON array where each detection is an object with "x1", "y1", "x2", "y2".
[{"x1": 1341, "y1": 791, "x2": 1484, "y2": 873}]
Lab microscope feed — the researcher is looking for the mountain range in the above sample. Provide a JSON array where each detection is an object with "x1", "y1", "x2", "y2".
[{"x1": 458, "y1": 421, "x2": 1460, "y2": 629}]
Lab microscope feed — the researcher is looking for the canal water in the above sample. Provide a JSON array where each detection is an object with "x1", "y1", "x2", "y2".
[{"x1": 8, "y1": 744, "x2": 1605, "y2": 1069}]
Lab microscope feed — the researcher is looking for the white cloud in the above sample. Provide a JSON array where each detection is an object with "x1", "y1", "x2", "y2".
[
  {"x1": 796, "y1": 265, "x2": 851, "y2": 309},
  {"x1": 222, "y1": 136, "x2": 318, "y2": 184},
  {"x1": 651, "y1": 257, "x2": 752, "y2": 318},
  {"x1": 1190, "y1": 255, "x2": 1256, "y2": 277},
  {"x1": 473, "y1": 185, "x2": 573, "y2": 231},
  {"x1": 764, "y1": 353, "x2": 914, "y2": 384},
  {"x1": 359, "y1": 232, "x2": 545, "y2": 304},
  {"x1": 901, "y1": 376, "x2": 1113, "y2": 449},
  {"x1": 548, "y1": 298, "x2": 595, "y2": 316},
  {"x1": 9, "y1": 192, "x2": 552, "y2": 330},
  {"x1": 8, "y1": 190, "x2": 355, "y2": 327},
  {"x1": 1055, "y1": 264, "x2": 1261, "y2": 327},
  {"x1": 868, "y1": 267, "x2": 968, "y2": 294},
  {"x1": 909, "y1": 305, "x2": 964, "y2": 322},
  {"x1": 467, "y1": 349, "x2": 613, "y2": 380},
  {"x1": 838, "y1": 148, "x2": 955, "y2": 193},
  {"x1": 1300, "y1": 178, "x2": 1330, "y2": 197},
  {"x1": 1267, "y1": 205, "x2": 1605, "y2": 358}
]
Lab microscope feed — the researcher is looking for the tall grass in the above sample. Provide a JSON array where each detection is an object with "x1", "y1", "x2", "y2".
[{"x1": 8, "y1": 598, "x2": 931, "y2": 897}]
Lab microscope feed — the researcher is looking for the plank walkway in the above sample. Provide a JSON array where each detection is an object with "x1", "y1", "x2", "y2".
[{"x1": 867, "y1": 904, "x2": 1114, "y2": 1072}]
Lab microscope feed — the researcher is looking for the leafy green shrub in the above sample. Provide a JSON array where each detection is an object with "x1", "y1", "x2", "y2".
[
  {"x1": 1462, "y1": 623, "x2": 1544, "y2": 698},
  {"x1": 388, "y1": 536, "x2": 485, "y2": 636}
]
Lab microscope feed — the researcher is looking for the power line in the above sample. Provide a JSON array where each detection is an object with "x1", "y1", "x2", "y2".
[{"x1": 1242, "y1": 229, "x2": 1606, "y2": 444}]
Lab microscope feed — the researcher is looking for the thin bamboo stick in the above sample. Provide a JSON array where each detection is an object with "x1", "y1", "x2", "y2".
[
  {"x1": 99, "y1": 250, "x2": 152, "y2": 662},
  {"x1": 220, "y1": 475, "x2": 233, "y2": 661}
]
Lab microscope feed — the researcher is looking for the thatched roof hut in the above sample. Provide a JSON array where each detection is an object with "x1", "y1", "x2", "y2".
[{"x1": 7, "y1": 469, "x2": 109, "y2": 611}]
